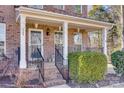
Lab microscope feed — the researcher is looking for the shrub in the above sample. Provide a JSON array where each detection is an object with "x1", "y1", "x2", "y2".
[
  {"x1": 111, "y1": 51, "x2": 124, "y2": 75},
  {"x1": 68, "y1": 51, "x2": 107, "y2": 83}
]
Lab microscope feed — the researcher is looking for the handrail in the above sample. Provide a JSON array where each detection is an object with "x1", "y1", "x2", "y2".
[
  {"x1": 55, "y1": 46, "x2": 64, "y2": 60},
  {"x1": 37, "y1": 48, "x2": 44, "y2": 62},
  {"x1": 36, "y1": 48, "x2": 44, "y2": 82},
  {"x1": 55, "y1": 45, "x2": 68, "y2": 81},
  {"x1": 68, "y1": 46, "x2": 104, "y2": 53}
]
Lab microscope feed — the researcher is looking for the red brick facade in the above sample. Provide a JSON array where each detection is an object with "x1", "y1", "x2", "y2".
[
  {"x1": 0, "y1": 5, "x2": 109, "y2": 87},
  {"x1": 0, "y1": 6, "x2": 19, "y2": 60},
  {"x1": 0, "y1": 6, "x2": 89, "y2": 83},
  {"x1": 0, "y1": 5, "x2": 88, "y2": 62}
]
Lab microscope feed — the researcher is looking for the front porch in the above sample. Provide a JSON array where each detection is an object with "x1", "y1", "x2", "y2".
[{"x1": 15, "y1": 6, "x2": 113, "y2": 87}]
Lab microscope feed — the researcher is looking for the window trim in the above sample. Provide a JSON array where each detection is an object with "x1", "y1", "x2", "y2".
[
  {"x1": 74, "y1": 5, "x2": 83, "y2": 14},
  {"x1": 0, "y1": 23, "x2": 6, "y2": 56},
  {"x1": 80, "y1": 5, "x2": 83, "y2": 14}
]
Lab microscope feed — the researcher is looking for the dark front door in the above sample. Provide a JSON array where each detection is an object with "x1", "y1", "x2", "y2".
[{"x1": 54, "y1": 31, "x2": 63, "y2": 62}]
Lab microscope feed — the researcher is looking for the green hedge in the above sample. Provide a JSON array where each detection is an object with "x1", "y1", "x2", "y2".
[
  {"x1": 111, "y1": 51, "x2": 124, "y2": 75},
  {"x1": 68, "y1": 51, "x2": 107, "y2": 83}
]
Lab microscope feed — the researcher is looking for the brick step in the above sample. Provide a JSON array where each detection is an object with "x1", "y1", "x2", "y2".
[
  {"x1": 43, "y1": 79, "x2": 66, "y2": 87},
  {"x1": 44, "y1": 62, "x2": 55, "y2": 66},
  {"x1": 43, "y1": 63, "x2": 64, "y2": 81},
  {"x1": 44, "y1": 73, "x2": 63, "y2": 81}
]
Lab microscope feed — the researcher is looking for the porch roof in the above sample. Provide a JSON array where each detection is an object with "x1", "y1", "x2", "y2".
[{"x1": 16, "y1": 6, "x2": 114, "y2": 29}]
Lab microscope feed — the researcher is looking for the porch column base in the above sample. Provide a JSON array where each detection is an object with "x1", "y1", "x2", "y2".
[
  {"x1": 63, "y1": 59, "x2": 68, "y2": 66},
  {"x1": 19, "y1": 60, "x2": 27, "y2": 68}
]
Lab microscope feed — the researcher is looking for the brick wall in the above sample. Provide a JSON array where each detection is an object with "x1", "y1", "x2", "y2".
[
  {"x1": 43, "y1": 5, "x2": 88, "y2": 18},
  {"x1": 0, "y1": 6, "x2": 19, "y2": 62},
  {"x1": 22, "y1": 5, "x2": 88, "y2": 18}
]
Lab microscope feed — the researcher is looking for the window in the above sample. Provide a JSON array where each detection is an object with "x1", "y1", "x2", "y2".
[
  {"x1": 29, "y1": 29, "x2": 43, "y2": 60},
  {"x1": 28, "y1": 5, "x2": 43, "y2": 9},
  {"x1": 55, "y1": 32, "x2": 63, "y2": 45},
  {"x1": 73, "y1": 32, "x2": 82, "y2": 51},
  {"x1": 88, "y1": 31, "x2": 101, "y2": 47},
  {"x1": 74, "y1": 5, "x2": 82, "y2": 14},
  {"x1": 0, "y1": 23, "x2": 6, "y2": 56},
  {"x1": 53, "y1": 5, "x2": 64, "y2": 10},
  {"x1": 74, "y1": 33, "x2": 82, "y2": 45}
]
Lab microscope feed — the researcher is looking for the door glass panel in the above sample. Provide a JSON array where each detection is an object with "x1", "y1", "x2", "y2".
[
  {"x1": 55, "y1": 32, "x2": 63, "y2": 45},
  {"x1": 55, "y1": 32, "x2": 63, "y2": 63}
]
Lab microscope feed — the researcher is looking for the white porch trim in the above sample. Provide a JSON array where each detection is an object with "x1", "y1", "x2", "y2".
[
  {"x1": 16, "y1": 6, "x2": 113, "y2": 29},
  {"x1": 16, "y1": 6, "x2": 114, "y2": 67},
  {"x1": 19, "y1": 14, "x2": 27, "y2": 68}
]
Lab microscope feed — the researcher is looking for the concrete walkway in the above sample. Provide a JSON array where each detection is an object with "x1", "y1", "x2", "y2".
[
  {"x1": 102, "y1": 83, "x2": 124, "y2": 88},
  {"x1": 49, "y1": 84, "x2": 70, "y2": 88},
  {"x1": 107, "y1": 64, "x2": 115, "y2": 74}
]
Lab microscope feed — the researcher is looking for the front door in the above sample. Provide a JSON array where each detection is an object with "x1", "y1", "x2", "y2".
[
  {"x1": 28, "y1": 29, "x2": 43, "y2": 61},
  {"x1": 54, "y1": 31, "x2": 63, "y2": 62}
]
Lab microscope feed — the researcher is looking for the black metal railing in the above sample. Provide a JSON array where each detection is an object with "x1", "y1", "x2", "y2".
[
  {"x1": 68, "y1": 46, "x2": 104, "y2": 53},
  {"x1": 28, "y1": 46, "x2": 45, "y2": 82},
  {"x1": 36, "y1": 48, "x2": 45, "y2": 82},
  {"x1": 55, "y1": 45, "x2": 67, "y2": 81}
]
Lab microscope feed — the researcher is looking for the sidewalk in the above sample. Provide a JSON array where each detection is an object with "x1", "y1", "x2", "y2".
[
  {"x1": 102, "y1": 83, "x2": 124, "y2": 88},
  {"x1": 107, "y1": 64, "x2": 115, "y2": 74},
  {"x1": 49, "y1": 84, "x2": 70, "y2": 88}
]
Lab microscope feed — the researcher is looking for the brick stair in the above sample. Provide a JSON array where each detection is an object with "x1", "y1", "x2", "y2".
[
  {"x1": 43, "y1": 62, "x2": 66, "y2": 87},
  {"x1": 43, "y1": 79, "x2": 66, "y2": 87}
]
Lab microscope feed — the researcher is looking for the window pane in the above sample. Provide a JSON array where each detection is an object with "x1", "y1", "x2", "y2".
[
  {"x1": 31, "y1": 31, "x2": 41, "y2": 44},
  {"x1": 28, "y1": 5, "x2": 43, "y2": 9},
  {"x1": 31, "y1": 45, "x2": 41, "y2": 59},
  {"x1": 74, "y1": 5, "x2": 81, "y2": 14},
  {"x1": 55, "y1": 32, "x2": 63, "y2": 45},
  {"x1": 53, "y1": 5, "x2": 64, "y2": 10},
  {"x1": 0, "y1": 23, "x2": 5, "y2": 56},
  {"x1": 74, "y1": 33, "x2": 82, "y2": 45}
]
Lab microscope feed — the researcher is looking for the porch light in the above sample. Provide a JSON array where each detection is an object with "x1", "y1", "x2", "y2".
[
  {"x1": 46, "y1": 27, "x2": 50, "y2": 36},
  {"x1": 59, "y1": 26, "x2": 63, "y2": 31}
]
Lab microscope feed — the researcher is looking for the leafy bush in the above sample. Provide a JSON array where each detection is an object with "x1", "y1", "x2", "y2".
[
  {"x1": 111, "y1": 51, "x2": 124, "y2": 75},
  {"x1": 68, "y1": 51, "x2": 107, "y2": 83}
]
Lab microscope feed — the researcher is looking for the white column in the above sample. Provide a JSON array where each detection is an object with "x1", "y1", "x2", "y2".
[
  {"x1": 121, "y1": 5, "x2": 124, "y2": 50},
  {"x1": 19, "y1": 15, "x2": 27, "y2": 68},
  {"x1": 102, "y1": 28, "x2": 107, "y2": 55},
  {"x1": 63, "y1": 21, "x2": 68, "y2": 66}
]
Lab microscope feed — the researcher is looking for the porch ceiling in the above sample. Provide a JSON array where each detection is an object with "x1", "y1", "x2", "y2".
[
  {"x1": 16, "y1": 6, "x2": 114, "y2": 30},
  {"x1": 26, "y1": 18, "x2": 102, "y2": 31}
]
